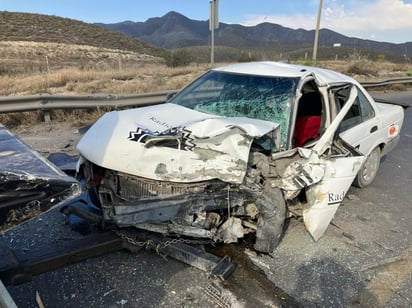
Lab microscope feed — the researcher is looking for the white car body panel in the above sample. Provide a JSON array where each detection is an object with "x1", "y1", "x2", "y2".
[
  {"x1": 340, "y1": 117, "x2": 381, "y2": 155},
  {"x1": 214, "y1": 61, "x2": 354, "y2": 85},
  {"x1": 340, "y1": 102, "x2": 403, "y2": 156},
  {"x1": 304, "y1": 156, "x2": 363, "y2": 241}
]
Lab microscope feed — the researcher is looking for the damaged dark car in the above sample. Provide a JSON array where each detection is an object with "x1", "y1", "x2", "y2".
[{"x1": 0, "y1": 124, "x2": 80, "y2": 232}]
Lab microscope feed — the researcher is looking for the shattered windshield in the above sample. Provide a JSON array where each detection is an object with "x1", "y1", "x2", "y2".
[{"x1": 170, "y1": 70, "x2": 298, "y2": 148}]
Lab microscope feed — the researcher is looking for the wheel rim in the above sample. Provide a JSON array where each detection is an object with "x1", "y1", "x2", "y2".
[{"x1": 361, "y1": 148, "x2": 380, "y2": 183}]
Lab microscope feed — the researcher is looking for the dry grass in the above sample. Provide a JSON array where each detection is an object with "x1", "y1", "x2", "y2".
[
  {"x1": 1, "y1": 41, "x2": 411, "y2": 128},
  {"x1": 0, "y1": 46, "x2": 209, "y2": 126},
  {"x1": 1, "y1": 41, "x2": 410, "y2": 96},
  {"x1": 0, "y1": 60, "x2": 209, "y2": 97},
  {"x1": 0, "y1": 63, "x2": 208, "y2": 127},
  {"x1": 295, "y1": 59, "x2": 411, "y2": 80},
  {"x1": 2, "y1": 59, "x2": 408, "y2": 97},
  {"x1": 0, "y1": 41, "x2": 162, "y2": 75}
]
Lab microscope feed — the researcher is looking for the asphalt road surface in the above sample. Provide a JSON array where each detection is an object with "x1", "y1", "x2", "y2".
[{"x1": 2, "y1": 90, "x2": 411, "y2": 307}]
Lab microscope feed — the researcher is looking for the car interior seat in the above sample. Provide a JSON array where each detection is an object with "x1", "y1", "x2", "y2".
[{"x1": 293, "y1": 91, "x2": 322, "y2": 147}]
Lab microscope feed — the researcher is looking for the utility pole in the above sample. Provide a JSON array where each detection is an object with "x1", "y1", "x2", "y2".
[
  {"x1": 312, "y1": 0, "x2": 323, "y2": 62},
  {"x1": 210, "y1": 0, "x2": 219, "y2": 67}
]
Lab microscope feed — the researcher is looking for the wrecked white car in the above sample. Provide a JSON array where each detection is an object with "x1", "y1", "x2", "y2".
[{"x1": 76, "y1": 62, "x2": 404, "y2": 252}]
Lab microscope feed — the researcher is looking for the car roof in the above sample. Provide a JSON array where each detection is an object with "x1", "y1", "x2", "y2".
[{"x1": 213, "y1": 61, "x2": 356, "y2": 86}]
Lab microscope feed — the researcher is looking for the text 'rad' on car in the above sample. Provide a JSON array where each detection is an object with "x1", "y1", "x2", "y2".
[{"x1": 75, "y1": 61, "x2": 405, "y2": 253}]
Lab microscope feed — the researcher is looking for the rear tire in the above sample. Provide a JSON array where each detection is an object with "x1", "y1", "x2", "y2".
[{"x1": 353, "y1": 146, "x2": 381, "y2": 188}]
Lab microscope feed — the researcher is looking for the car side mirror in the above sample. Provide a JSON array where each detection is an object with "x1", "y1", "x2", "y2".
[{"x1": 166, "y1": 92, "x2": 175, "y2": 102}]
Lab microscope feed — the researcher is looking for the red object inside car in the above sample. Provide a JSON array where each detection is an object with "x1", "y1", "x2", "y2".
[{"x1": 293, "y1": 116, "x2": 321, "y2": 147}]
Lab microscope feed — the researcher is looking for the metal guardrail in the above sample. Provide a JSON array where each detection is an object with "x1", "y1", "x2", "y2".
[
  {"x1": 0, "y1": 77, "x2": 411, "y2": 114},
  {"x1": 0, "y1": 90, "x2": 178, "y2": 114},
  {"x1": 361, "y1": 77, "x2": 412, "y2": 88}
]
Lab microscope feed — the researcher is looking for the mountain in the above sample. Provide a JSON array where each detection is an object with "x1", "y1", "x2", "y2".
[
  {"x1": 97, "y1": 12, "x2": 209, "y2": 49},
  {"x1": 0, "y1": 11, "x2": 165, "y2": 57},
  {"x1": 98, "y1": 11, "x2": 412, "y2": 61},
  {"x1": 1, "y1": 10, "x2": 409, "y2": 64}
]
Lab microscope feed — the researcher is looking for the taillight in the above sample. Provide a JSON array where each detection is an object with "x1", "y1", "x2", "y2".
[{"x1": 388, "y1": 125, "x2": 398, "y2": 137}]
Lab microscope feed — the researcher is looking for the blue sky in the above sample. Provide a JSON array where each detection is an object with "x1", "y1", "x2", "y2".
[{"x1": 1, "y1": 0, "x2": 411, "y2": 43}]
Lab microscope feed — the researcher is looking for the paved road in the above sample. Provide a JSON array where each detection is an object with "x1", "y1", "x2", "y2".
[
  {"x1": 255, "y1": 90, "x2": 412, "y2": 307},
  {"x1": 2, "y1": 91, "x2": 411, "y2": 307}
]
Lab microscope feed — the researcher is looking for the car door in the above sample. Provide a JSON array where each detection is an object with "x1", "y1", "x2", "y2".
[
  {"x1": 281, "y1": 85, "x2": 364, "y2": 241},
  {"x1": 330, "y1": 84, "x2": 380, "y2": 155}
]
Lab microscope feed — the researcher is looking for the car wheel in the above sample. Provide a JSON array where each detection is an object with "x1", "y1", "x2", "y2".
[
  {"x1": 353, "y1": 146, "x2": 381, "y2": 188},
  {"x1": 254, "y1": 186, "x2": 286, "y2": 253}
]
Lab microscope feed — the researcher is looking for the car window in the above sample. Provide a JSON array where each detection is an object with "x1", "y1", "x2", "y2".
[
  {"x1": 170, "y1": 71, "x2": 299, "y2": 148},
  {"x1": 359, "y1": 90, "x2": 375, "y2": 121},
  {"x1": 332, "y1": 85, "x2": 375, "y2": 132}
]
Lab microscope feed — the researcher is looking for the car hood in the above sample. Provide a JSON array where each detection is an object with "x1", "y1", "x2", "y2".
[{"x1": 77, "y1": 103, "x2": 280, "y2": 183}]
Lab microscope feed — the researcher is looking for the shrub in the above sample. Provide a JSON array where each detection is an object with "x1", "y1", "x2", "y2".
[
  {"x1": 389, "y1": 84, "x2": 406, "y2": 91},
  {"x1": 165, "y1": 49, "x2": 193, "y2": 67},
  {"x1": 346, "y1": 60, "x2": 377, "y2": 76},
  {"x1": 238, "y1": 54, "x2": 257, "y2": 63},
  {"x1": 0, "y1": 64, "x2": 10, "y2": 76}
]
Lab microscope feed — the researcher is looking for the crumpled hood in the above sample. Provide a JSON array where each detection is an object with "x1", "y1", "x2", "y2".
[{"x1": 77, "y1": 103, "x2": 279, "y2": 183}]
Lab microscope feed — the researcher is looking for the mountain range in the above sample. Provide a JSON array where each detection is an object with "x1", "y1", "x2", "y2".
[
  {"x1": 98, "y1": 11, "x2": 411, "y2": 62},
  {"x1": 1, "y1": 10, "x2": 410, "y2": 64}
]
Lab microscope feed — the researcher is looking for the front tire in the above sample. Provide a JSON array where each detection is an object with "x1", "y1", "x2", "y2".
[
  {"x1": 353, "y1": 146, "x2": 381, "y2": 188},
  {"x1": 254, "y1": 186, "x2": 286, "y2": 253}
]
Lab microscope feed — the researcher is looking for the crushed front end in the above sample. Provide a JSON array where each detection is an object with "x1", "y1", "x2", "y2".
[
  {"x1": 75, "y1": 103, "x2": 287, "y2": 253},
  {"x1": 78, "y1": 148, "x2": 286, "y2": 253}
]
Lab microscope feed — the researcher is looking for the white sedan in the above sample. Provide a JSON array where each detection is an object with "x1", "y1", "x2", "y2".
[{"x1": 76, "y1": 61, "x2": 405, "y2": 252}]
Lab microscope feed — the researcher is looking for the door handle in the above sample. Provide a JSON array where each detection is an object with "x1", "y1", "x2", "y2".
[{"x1": 370, "y1": 125, "x2": 378, "y2": 133}]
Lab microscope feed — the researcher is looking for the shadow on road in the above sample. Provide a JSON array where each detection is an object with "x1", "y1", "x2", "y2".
[{"x1": 294, "y1": 257, "x2": 379, "y2": 307}]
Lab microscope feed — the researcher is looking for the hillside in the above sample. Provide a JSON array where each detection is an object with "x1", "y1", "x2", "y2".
[
  {"x1": 99, "y1": 11, "x2": 412, "y2": 62},
  {"x1": 0, "y1": 11, "x2": 165, "y2": 57},
  {"x1": 1, "y1": 10, "x2": 410, "y2": 66},
  {"x1": 0, "y1": 40, "x2": 164, "y2": 76}
]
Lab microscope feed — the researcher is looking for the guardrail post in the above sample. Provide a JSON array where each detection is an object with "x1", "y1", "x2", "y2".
[{"x1": 42, "y1": 111, "x2": 51, "y2": 123}]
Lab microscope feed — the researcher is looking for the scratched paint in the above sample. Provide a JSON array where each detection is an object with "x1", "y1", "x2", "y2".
[{"x1": 303, "y1": 157, "x2": 364, "y2": 241}]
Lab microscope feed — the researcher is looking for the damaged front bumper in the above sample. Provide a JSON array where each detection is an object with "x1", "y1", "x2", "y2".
[{"x1": 77, "y1": 160, "x2": 286, "y2": 253}]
